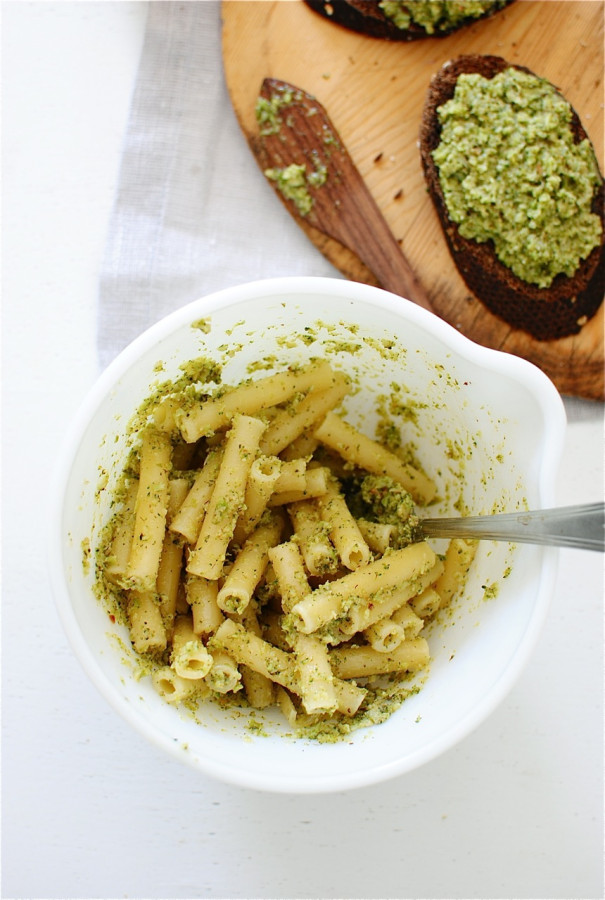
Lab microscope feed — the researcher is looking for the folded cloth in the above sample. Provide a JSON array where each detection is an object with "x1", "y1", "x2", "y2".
[{"x1": 97, "y1": 0, "x2": 337, "y2": 369}]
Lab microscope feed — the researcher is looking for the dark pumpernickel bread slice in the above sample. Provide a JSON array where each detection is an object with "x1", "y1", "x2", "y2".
[
  {"x1": 304, "y1": 0, "x2": 513, "y2": 41},
  {"x1": 419, "y1": 55, "x2": 605, "y2": 341}
]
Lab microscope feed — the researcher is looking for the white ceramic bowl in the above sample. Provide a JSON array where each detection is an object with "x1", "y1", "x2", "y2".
[{"x1": 49, "y1": 276, "x2": 566, "y2": 793}]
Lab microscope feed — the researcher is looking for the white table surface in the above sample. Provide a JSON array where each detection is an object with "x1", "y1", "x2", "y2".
[{"x1": 2, "y1": 3, "x2": 603, "y2": 898}]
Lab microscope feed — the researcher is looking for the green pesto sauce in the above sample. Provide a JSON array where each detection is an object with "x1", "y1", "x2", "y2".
[
  {"x1": 298, "y1": 678, "x2": 423, "y2": 743},
  {"x1": 345, "y1": 474, "x2": 419, "y2": 548},
  {"x1": 382, "y1": 383, "x2": 428, "y2": 427},
  {"x1": 264, "y1": 160, "x2": 328, "y2": 217},
  {"x1": 433, "y1": 67, "x2": 603, "y2": 288},
  {"x1": 482, "y1": 581, "x2": 499, "y2": 601},
  {"x1": 81, "y1": 537, "x2": 92, "y2": 575},
  {"x1": 247, "y1": 718, "x2": 270, "y2": 737},
  {"x1": 379, "y1": 0, "x2": 506, "y2": 33},
  {"x1": 255, "y1": 87, "x2": 303, "y2": 136},
  {"x1": 191, "y1": 317, "x2": 211, "y2": 333},
  {"x1": 128, "y1": 356, "x2": 222, "y2": 440},
  {"x1": 322, "y1": 338, "x2": 362, "y2": 355}
]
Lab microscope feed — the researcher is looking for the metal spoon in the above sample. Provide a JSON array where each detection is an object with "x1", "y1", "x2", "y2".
[{"x1": 415, "y1": 502, "x2": 604, "y2": 552}]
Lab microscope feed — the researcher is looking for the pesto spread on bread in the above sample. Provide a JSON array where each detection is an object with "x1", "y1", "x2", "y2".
[
  {"x1": 432, "y1": 67, "x2": 602, "y2": 288},
  {"x1": 379, "y1": 0, "x2": 506, "y2": 33}
]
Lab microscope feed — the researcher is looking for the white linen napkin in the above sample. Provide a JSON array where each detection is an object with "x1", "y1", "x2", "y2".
[
  {"x1": 97, "y1": 0, "x2": 601, "y2": 423},
  {"x1": 97, "y1": 0, "x2": 337, "y2": 370}
]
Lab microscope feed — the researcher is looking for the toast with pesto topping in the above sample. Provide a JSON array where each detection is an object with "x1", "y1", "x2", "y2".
[
  {"x1": 419, "y1": 55, "x2": 604, "y2": 341},
  {"x1": 304, "y1": 0, "x2": 513, "y2": 41}
]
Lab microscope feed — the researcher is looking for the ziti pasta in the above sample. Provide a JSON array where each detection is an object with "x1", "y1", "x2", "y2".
[{"x1": 95, "y1": 358, "x2": 476, "y2": 741}]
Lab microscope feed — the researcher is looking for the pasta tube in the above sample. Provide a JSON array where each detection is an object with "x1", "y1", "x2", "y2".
[
  {"x1": 241, "y1": 666, "x2": 275, "y2": 710},
  {"x1": 210, "y1": 619, "x2": 298, "y2": 693},
  {"x1": 156, "y1": 532, "x2": 183, "y2": 635},
  {"x1": 363, "y1": 618, "x2": 406, "y2": 653},
  {"x1": 330, "y1": 638, "x2": 430, "y2": 679},
  {"x1": 268, "y1": 539, "x2": 310, "y2": 614},
  {"x1": 104, "y1": 479, "x2": 138, "y2": 585},
  {"x1": 268, "y1": 466, "x2": 330, "y2": 506},
  {"x1": 290, "y1": 541, "x2": 437, "y2": 634},
  {"x1": 272, "y1": 458, "x2": 307, "y2": 493},
  {"x1": 171, "y1": 613, "x2": 213, "y2": 680},
  {"x1": 276, "y1": 687, "x2": 299, "y2": 726},
  {"x1": 126, "y1": 589, "x2": 167, "y2": 654},
  {"x1": 185, "y1": 572, "x2": 224, "y2": 636},
  {"x1": 292, "y1": 633, "x2": 338, "y2": 715},
  {"x1": 316, "y1": 475, "x2": 371, "y2": 570},
  {"x1": 205, "y1": 651, "x2": 242, "y2": 694},
  {"x1": 259, "y1": 371, "x2": 350, "y2": 456},
  {"x1": 187, "y1": 415, "x2": 266, "y2": 580},
  {"x1": 287, "y1": 498, "x2": 338, "y2": 577},
  {"x1": 216, "y1": 513, "x2": 284, "y2": 615},
  {"x1": 152, "y1": 667, "x2": 209, "y2": 704},
  {"x1": 333, "y1": 678, "x2": 367, "y2": 716},
  {"x1": 156, "y1": 478, "x2": 190, "y2": 633},
  {"x1": 169, "y1": 447, "x2": 223, "y2": 545},
  {"x1": 314, "y1": 412, "x2": 436, "y2": 505},
  {"x1": 409, "y1": 586, "x2": 441, "y2": 619},
  {"x1": 434, "y1": 539, "x2": 478, "y2": 609},
  {"x1": 279, "y1": 432, "x2": 319, "y2": 461},
  {"x1": 344, "y1": 559, "x2": 444, "y2": 635},
  {"x1": 239, "y1": 602, "x2": 275, "y2": 709},
  {"x1": 391, "y1": 603, "x2": 425, "y2": 639},
  {"x1": 177, "y1": 359, "x2": 337, "y2": 441},
  {"x1": 356, "y1": 518, "x2": 395, "y2": 555},
  {"x1": 125, "y1": 429, "x2": 172, "y2": 592},
  {"x1": 233, "y1": 454, "x2": 282, "y2": 544},
  {"x1": 275, "y1": 679, "x2": 367, "y2": 721}
]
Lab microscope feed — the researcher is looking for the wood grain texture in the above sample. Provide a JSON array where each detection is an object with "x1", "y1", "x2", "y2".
[
  {"x1": 222, "y1": 0, "x2": 604, "y2": 400},
  {"x1": 255, "y1": 78, "x2": 434, "y2": 310}
]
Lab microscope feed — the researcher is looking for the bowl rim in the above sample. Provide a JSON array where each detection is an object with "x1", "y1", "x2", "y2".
[{"x1": 48, "y1": 275, "x2": 567, "y2": 792}]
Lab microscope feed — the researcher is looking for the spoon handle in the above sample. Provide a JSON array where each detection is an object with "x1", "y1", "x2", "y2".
[{"x1": 419, "y1": 503, "x2": 605, "y2": 552}]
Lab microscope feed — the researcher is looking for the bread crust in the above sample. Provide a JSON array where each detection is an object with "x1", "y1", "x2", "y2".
[
  {"x1": 419, "y1": 55, "x2": 605, "y2": 341},
  {"x1": 304, "y1": 0, "x2": 513, "y2": 41}
]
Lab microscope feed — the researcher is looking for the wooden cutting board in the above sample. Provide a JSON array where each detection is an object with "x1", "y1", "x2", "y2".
[{"x1": 222, "y1": 0, "x2": 604, "y2": 400}]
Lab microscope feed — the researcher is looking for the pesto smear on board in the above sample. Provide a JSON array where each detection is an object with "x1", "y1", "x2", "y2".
[
  {"x1": 255, "y1": 90, "x2": 330, "y2": 217},
  {"x1": 379, "y1": 0, "x2": 507, "y2": 33},
  {"x1": 263, "y1": 162, "x2": 328, "y2": 217},
  {"x1": 432, "y1": 67, "x2": 603, "y2": 288},
  {"x1": 255, "y1": 88, "x2": 303, "y2": 136}
]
